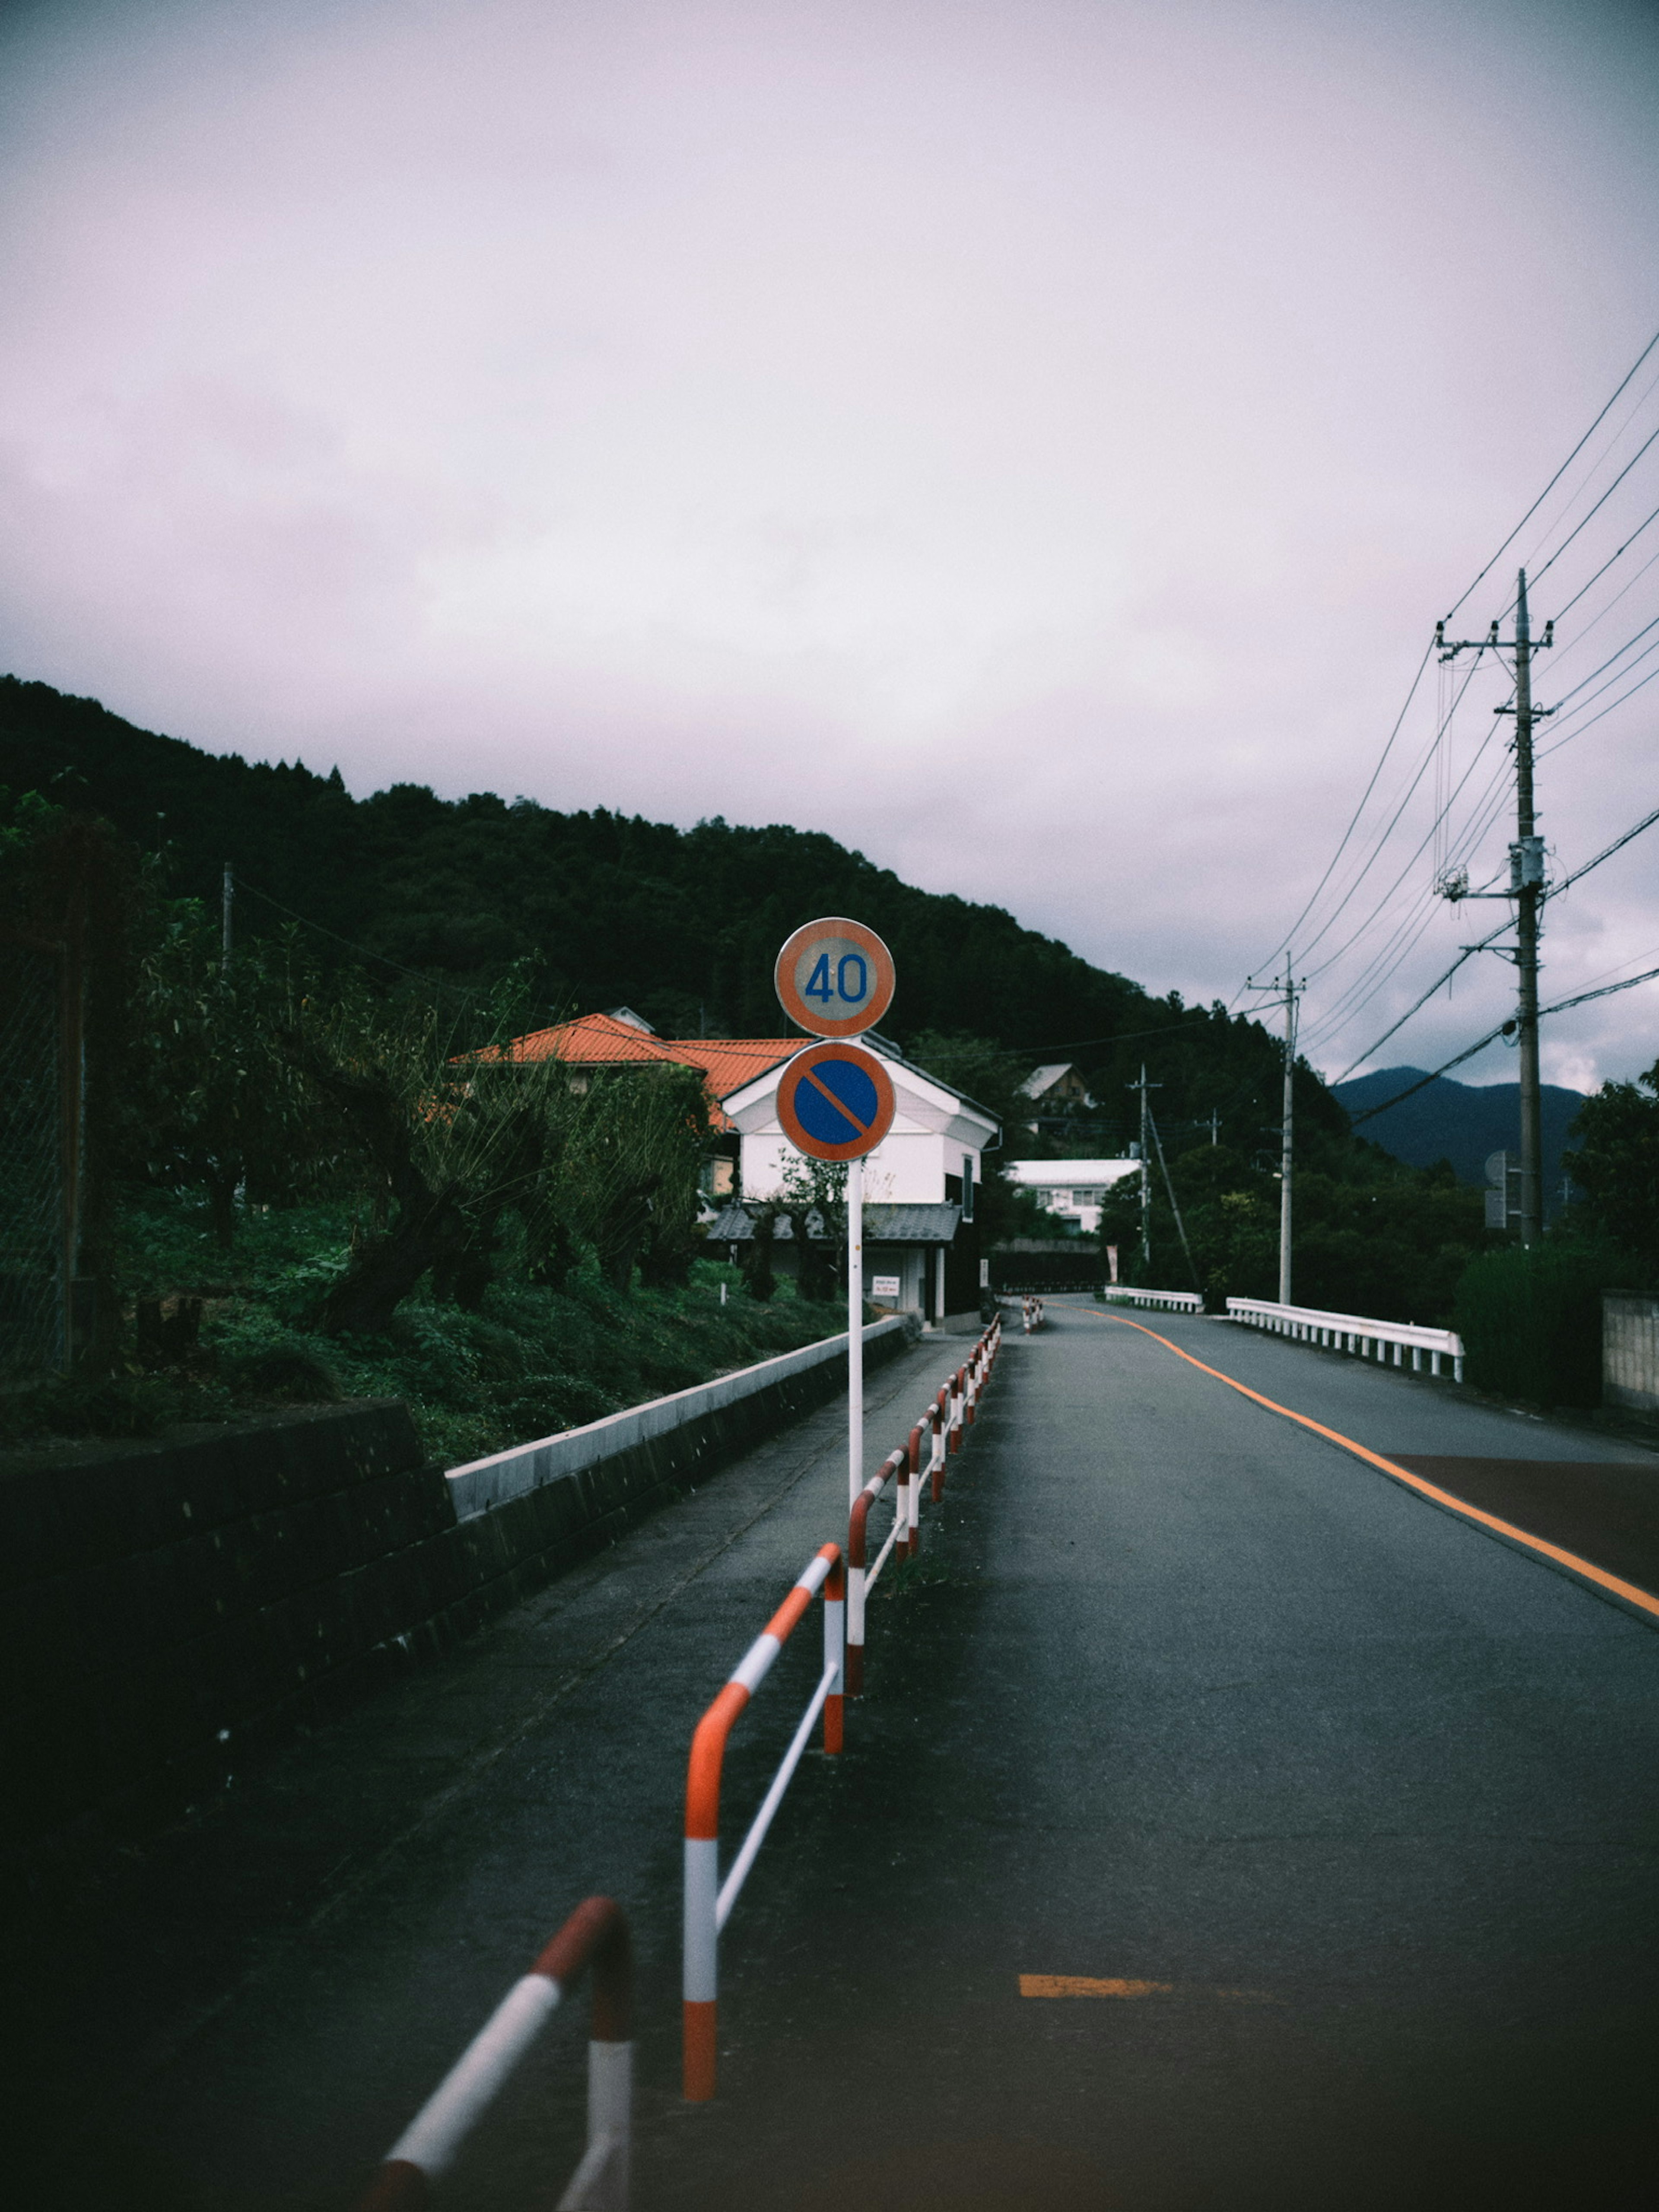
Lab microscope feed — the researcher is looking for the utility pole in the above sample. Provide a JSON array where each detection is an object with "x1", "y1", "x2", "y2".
[
  {"x1": 1276, "y1": 965, "x2": 1298, "y2": 1306},
  {"x1": 1436, "y1": 572, "x2": 1553, "y2": 1244},
  {"x1": 1208, "y1": 1108, "x2": 1220, "y2": 1147},
  {"x1": 1512, "y1": 573, "x2": 1544, "y2": 1246},
  {"x1": 1246, "y1": 963, "x2": 1301, "y2": 1305},
  {"x1": 1127, "y1": 1065, "x2": 1161, "y2": 1271},
  {"x1": 221, "y1": 863, "x2": 234, "y2": 974}
]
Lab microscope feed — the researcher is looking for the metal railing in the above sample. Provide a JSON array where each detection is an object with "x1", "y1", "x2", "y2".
[
  {"x1": 1226, "y1": 1297, "x2": 1464, "y2": 1381},
  {"x1": 1098, "y1": 1286, "x2": 1204, "y2": 1313},
  {"x1": 683, "y1": 1543, "x2": 845, "y2": 2101},
  {"x1": 357, "y1": 1897, "x2": 632, "y2": 2210}
]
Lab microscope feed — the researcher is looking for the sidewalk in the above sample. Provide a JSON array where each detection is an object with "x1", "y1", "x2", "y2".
[{"x1": 8, "y1": 1326, "x2": 959, "y2": 2211}]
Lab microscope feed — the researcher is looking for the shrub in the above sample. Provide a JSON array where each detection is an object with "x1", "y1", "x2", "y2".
[{"x1": 1452, "y1": 1240, "x2": 1628, "y2": 1407}]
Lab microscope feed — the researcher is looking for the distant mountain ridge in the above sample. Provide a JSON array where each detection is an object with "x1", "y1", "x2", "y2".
[{"x1": 1332, "y1": 1066, "x2": 1587, "y2": 1190}]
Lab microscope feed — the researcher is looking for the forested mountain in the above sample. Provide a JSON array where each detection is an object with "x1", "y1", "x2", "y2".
[
  {"x1": 2, "y1": 673, "x2": 1338, "y2": 1153},
  {"x1": 1332, "y1": 1068, "x2": 1586, "y2": 1190}
]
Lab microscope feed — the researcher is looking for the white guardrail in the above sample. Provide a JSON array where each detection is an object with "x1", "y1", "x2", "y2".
[
  {"x1": 1098, "y1": 1286, "x2": 1204, "y2": 1314},
  {"x1": 1226, "y1": 1298, "x2": 1463, "y2": 1382}
]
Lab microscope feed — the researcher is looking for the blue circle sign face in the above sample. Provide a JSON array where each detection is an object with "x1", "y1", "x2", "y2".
[{"x1": 776, "y1": 1041, "x2": 897, "y2": 1162}]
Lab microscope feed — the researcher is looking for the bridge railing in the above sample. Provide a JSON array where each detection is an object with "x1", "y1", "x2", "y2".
[
  {"x1": 1098, "y1": 1286, "x2": 1204, "y2": 1313},
  {"x1": 1225, "y1": 1297, "x2": 1464, "y2": 1381}
]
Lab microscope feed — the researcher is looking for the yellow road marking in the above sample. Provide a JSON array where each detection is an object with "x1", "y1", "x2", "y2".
[
  {"x1": 1087, "y1": 1310, "x2": 1659, "y2": 1625},
  {"x1": 1020, "y1": 1975, "x2": 1280, "y2": 2002},
  {"x1": 1021, "y1": 1975, "x2": 1171, "y2": 1998}
]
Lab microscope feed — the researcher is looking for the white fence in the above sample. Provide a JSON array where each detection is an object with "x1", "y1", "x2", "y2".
[
  {"x1": 1099, "y1": 1286, "x2": 1204, "y2": 1314},
  {"x1": 1226, "y1": 1298, "x2": 1463, "y2": 1381}
]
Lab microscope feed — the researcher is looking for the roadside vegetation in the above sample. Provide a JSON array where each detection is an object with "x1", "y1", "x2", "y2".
[{"x1": 0, "y1": 798, "x2": 845, "y2": 1457}]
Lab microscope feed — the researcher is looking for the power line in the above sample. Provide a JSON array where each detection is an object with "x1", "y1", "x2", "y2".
[
  {"x1": 1441, "y1": 321, "x2": 1659, "y2": 622},
  {"x1": 1550, "y1": 495, "x2": 1659, "y2": 621},
  {"x1": 1292, "y1": 655, "x2": 1500, "y2": 980},
  {"x1": 1326, "y1": 917, "x2": 1512, "y2": 1083},
  {"x1": 1298, "y1": 684, "x2": 1511, "y2": 989},
  {"x1": 1327, "y1": 791, "x2": 1659, "y2": 1081},
  {"x1": 1245, "y1": 638, "x2": 1434, "y2": 982},
  {"x1": 1532, "y1": 420, "x2": 1659, "y2": 588},
  {"x1": 1540, "y1": 658, "x2": 1659, "y2": 759},
  {"x1": 239, "y1": 880, "x2": 484, "y2": 994},
  {"x1": 1549, "y1": 797, "x2": 1659, "y2": 899},
  {"x1": 1347, "y1": 958, "x2": 1659, "y2": 1128},
  {"x1": 1547, "y1": 612, "x2": 1659, "y2": 717}
]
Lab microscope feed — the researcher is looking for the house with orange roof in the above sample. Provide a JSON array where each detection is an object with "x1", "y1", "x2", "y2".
[
  {"x1": 496, "y1": 1010, "x2": 1000, "y2": 1325},
  {"x1": 493, "y1": 1007, "x2": 799, "y2": 1196}
]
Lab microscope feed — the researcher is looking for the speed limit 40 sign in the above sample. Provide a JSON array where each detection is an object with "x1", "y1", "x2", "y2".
[{"x1": 774, "y1": 917, "x2": 895, "y2": 1037}]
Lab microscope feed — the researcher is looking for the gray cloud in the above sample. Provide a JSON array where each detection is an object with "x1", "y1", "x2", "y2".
[{"x1": 2, "y1": 0, "x2": 1657, "y2": 1089}]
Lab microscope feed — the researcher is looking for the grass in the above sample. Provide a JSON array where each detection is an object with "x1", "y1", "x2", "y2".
[{"x1": 2, "y1": 1192, "x2": 853, "y2": 1465}]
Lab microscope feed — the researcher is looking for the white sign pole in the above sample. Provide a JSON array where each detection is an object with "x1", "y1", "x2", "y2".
[{"x1": 847, "y1": 1152, "x2": 864, "y2": 1510}]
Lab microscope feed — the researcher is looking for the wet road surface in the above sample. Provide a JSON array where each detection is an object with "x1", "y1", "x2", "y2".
[{"x1": 15, "y1": 1304, "x2": 1659, "y2": 2210}]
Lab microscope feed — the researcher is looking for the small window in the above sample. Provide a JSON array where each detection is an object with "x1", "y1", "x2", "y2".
[{"x1": 944, "y1": 1172, "x2": 963, "y2": 1205}]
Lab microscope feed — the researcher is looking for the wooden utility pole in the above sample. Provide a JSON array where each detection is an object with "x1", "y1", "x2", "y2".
[{"x1": 221, "y1": 863, "x2": 235, "y2": 974}]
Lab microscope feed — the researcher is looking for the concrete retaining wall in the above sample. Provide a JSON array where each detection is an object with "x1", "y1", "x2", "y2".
[
  {"x1": 448, "y1": 1315, "x2": 910, "y2": 1516},
  {"x1": 2, "y1": 1317, "x2": 913, "y2": 1933},
  {"x1": 1604, "y1": 1292, "x2": 1659, "y2": 1415}
]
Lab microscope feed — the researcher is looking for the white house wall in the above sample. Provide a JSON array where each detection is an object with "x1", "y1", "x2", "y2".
[
  {"x1": 725, "y1": 1049, "x2": 996, "y2": 1207},
  {"x1": 741, "y1": 1124, "x2": 981, "y2": 1205}
]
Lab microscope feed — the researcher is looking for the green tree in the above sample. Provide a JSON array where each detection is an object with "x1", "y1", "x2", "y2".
[{"x1": 1565, "y1": 1060, "x2": 1659, "y2": 1266}]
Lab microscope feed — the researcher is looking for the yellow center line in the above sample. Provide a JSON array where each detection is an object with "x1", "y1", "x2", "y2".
[
  {"x1": 1086, "y1": 1310, "x2": 1659, "y2": 1626},
  {"x1": 1020, "y1": 1974, "x2": 1281, "y2": 2003}
]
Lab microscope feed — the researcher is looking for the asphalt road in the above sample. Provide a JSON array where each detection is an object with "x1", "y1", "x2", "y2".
[{"x1": 16, "y1": 1304, "x2": 1659, "y2": 2210}]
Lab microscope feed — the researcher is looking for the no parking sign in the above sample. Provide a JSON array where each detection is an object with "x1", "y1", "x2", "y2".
[{"x1": 776, "y1": 1041, "x2": 896, "y2": 1162}]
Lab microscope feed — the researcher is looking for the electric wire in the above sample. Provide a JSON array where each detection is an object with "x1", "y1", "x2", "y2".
[
  {"x1": 1291, "y1": 652, "x2": 1497, "y2": 975},
  {"x1": 1540, "y1": 651, "x2": 1659, "y2": 758},
  {"x1": 1243, "y1": 638, "x2": 1435, "y2": 983},
  {"x1": 1550, "y1": 496, "x2": 1659, "y2": 622},
  {"x1": 1440, "y1": 321, "x2": 1659, "y2": 623},
  {"x1": 1516, "y1": 359, "x2": 1659, "y2": 576},
  {"x1": 1297, "y1": 682, "x2": 1511, "y2": 989},
  {"x1": 1531, "y1": 421, "x2": 1659, "y2": 589},
  {"x1": 1348, "y1": 959, "x2": 1659, "y2": 1128},
  {"x1": 238, "y1": 880, "x2": 485, "y2": 995},
  {"x1": 1328, "y1": 794, "x2": 1659, "y2": 1078},
  {"x1": 1548, "y1": 608, "x2": 1659, "y2": 710},
  {"x1": 1301, "y1": 738, "x2": 1519, "y2": 1057}
]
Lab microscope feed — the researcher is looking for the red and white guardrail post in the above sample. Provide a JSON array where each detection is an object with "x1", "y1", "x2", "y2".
[
  {"x1": 846, "y1": 1450, "x2": 906, "y2": 1695},
  {"x1": 356, "y1": 1897, "x2": 632, "y2": 2212},
  {"x1": 683, "y1": 1542, "x2": 844, "y2": 2102}
]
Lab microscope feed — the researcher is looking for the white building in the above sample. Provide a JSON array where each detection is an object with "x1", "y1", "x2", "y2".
[
  {"x1": 711, "y1": 1036, "x2": 1001, "y2": 1328},
  {"x1": 1004, "y1": 1157, "x2": 1140, "y2": 1235}
]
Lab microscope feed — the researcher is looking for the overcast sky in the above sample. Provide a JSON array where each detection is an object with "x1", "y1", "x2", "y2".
[{"x1": 3, "y1": 0, "x2": 1657, "y2": 1090}]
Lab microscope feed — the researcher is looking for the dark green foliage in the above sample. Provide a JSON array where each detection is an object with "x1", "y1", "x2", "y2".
[
  {"x1": 3, "y1": 1179, "x2": 845, "y2": 1460},
  {"x1": 1452, "y1": 1241, "x2": 1629, "y2": 1408},
  {"x1": 1565, "y1": 1060, "x2": 1659, "y2": 1266},
  {"x1": 1100, "y1": 1132, "x2": 1488, "y2": 1322},
  {"x1": 1, "y1": 675, "x2": 1153, "y2": 1048}
]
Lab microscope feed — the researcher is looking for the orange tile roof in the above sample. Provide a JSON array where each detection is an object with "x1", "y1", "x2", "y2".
[
  {"x1": 487, "y1": 1015, "x2": 801, "y2": 1131},
  {"x1": 489, "y1": 1012, "x2": 686, "y2": 1068},
  {"x1": 663, "y1": 1039, "x2": 800, "y2": 1097}
]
